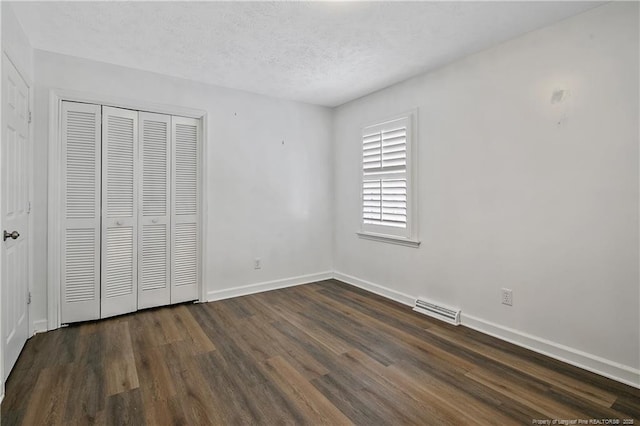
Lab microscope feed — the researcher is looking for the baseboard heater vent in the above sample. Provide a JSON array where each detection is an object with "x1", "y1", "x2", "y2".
[{"x1": 413, "y1": 298, "x2": 461, "y2": 326}]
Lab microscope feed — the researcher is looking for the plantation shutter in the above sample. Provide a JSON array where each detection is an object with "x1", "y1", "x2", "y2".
[
  {"x1": 171, "y1": 116, "x2": 200, "y2": 303},
  {"x1": 60, "y1": 102, "x2": 101, "y2": 323},
  {"x1": 101, "y1": 106, "x2": 139, "y2": 318},
  {"x1": 138, "y1": 112, "x2": 171, "y2": 309},
  {"x1": 362, "y1": 117, "x2": 408, "y2": 229}
]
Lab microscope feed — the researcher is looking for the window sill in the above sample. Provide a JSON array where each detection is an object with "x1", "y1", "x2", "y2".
[{"x1": 356, "y1": 232, "x2": 421, "y2": 248}]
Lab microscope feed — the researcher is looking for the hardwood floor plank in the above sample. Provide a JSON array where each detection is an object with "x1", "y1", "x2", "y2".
[
  {"x1": 396, "y1": 358, "x2": 549, "y2": 422},
  {"x1": 134, "y1": 345, "x2": 177, "y2": 405},
  {"x1": 170, "y1": 304, "x2": 216, "y2": 353},
  {"x1": 466, "y1": 367, "x2": 590, "y2": 419},
  {"x1": 441, "y1": 322, "x2": 640, "y2": 401},
  {"x1": 105, "y1": 388, "x2": 145, "y2": 426},
  {"x1": 103, "y1": 321, "x2": 139, "y2": 396},
  {"x1": 251, "y1": 291, "x2": 353, "y2": 355},
  {"x1": 612, "y1": 396, "x2": 640, "y2": 419},
  {"x1": 2, "y1": 281, "x2": 638, "y2": 425},
  {"x1": 0, "y1": 409, "x2": 25, "y2": 426},
  {"x1": 308, "y1": 284, "x2": 477, "y2": 372},
  {"x1": 20, "y1": 363, "x2": 74, "y2": 425},
  {"x1": 311, "y1": 373, "x2": 392, "y2": 425},
  {"x1": 63, "y1": 330, "x2": 107, "y2": 422},
  {"x1": 344, "y1": 349, "x2": 498, "y2": 424},
  {"x1": 236, "y1": 313, "x2": 330, "y2": 380},
  {"x1": 162, "y1": 342, "x2": 227, "y2": 425},
  {"x1": 143, "y1": 396, "x2": 188, "y2": 426},
  {"x1": 247, "y1": 294, "x2": 352, "y2": 362},
  {"x1": 425, "y1": 325, "x2": 618, "y2": 407},
  {"x1": 339, "y1": 350, "x2": 478, "y2": 425},
  {"x1": 68, "y1": 410, "x2": 106, "y2": 426},
  {"x1": 195, "y1": 349, "x2": 260, "y2": 424},
  {"x1": 153, "y1": 306, "x2": 186, "y2": 344},
  {"x1": 263, "y1": 355, "x2": 353, "y2": 425}
]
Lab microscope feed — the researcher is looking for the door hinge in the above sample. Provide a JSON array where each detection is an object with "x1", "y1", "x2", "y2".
[
  {"x1": 27, "y1": 201, "x2": 31, "y2": 214},
  {"x1": 28, "y1": 110, "x2": 32, "y2": 124},
  {"x1": 27, "y1": 291, "x2": 32, "y2": 305}
]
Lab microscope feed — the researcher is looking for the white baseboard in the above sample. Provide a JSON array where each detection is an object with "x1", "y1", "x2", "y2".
[
  {"x1": 207, "y1": 271, "x2": 334, "y2": 302},
  {"x1": 332, "y1": 271, "x2": 640, "y2": 389},
  {"x1": 461, "y1": 314, "x2": 640, "y2": 389},
  {"x1": 32, "y1": 319, "x2": 48, "y2": 334},
  {"x1": 332, "y1": 271, "x2": 415, "y2": 307}
]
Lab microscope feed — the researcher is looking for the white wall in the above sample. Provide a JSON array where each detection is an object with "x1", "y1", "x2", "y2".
[
  {"x1": 333, "y1": 3, "x2": 639, "y2": 385},
  {"x1": 31, "y1": 50, "x2": 334, "y2": 328},
  {"x1": 1, "y1": 3, "x2": 32, "y2": 82}
]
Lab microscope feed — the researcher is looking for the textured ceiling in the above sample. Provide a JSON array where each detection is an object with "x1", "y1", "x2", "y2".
[{"x1": 11, "y1": 1, "x2": 602, "y2": 107}]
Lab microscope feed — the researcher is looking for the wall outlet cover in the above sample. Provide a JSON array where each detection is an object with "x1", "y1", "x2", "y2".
[{"x1": 501, "y1": 288, "x2": 513, "y2": 306}]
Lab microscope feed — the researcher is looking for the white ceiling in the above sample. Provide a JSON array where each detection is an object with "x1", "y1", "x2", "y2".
[{"x1": 11, "y1": 1, "x2": 602, "y2": 107}]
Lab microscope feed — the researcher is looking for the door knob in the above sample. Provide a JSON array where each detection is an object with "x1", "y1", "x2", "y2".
[{"x1": 3, "y1": 230, "x2": 19, "y2": 241}]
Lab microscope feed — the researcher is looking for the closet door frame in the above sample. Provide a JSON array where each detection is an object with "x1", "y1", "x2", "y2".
[{"x1": 48, "y1": 89, "x2": 207, "y2": 329}]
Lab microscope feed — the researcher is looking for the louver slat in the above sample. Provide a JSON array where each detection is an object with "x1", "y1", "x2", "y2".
[
  {"x1": 174, "y1": 223, "x2": 197, "y2": 287},
  {"x1": 175, "y1": 124, "x2": 198, "y2": 215},
  {"x1": 66, "y1": 112, "x2": 98, "y2": 219},
  {"x1": 363, "y1": 127, "x2": 407, "y2": 176},
  {"x1": 104, "y1": 227, "x2": 134, "y2": 298},
  {"x1": 101, "y1": 106, "x2": 138, "y2": 318},
  {"x1": 171, "y1": 116, "x2": 200, "y2": 304},
  {"x1": 61, "y1": 102, "x2": 101, "y2": 323},
  {"x1": 143, "y1": 120, "x2": 168, "y2": 216},
  {"x1": 362, "y1": 179, "x2": 407, "y2": 227},
  {"x1": 106, "y1": 116, "x2": 135, "y2": 217},
  {"x1": 141, "y1": 224, "x2": 167, "y2": 291},
  {"x1": 64, "y1": 229, "x2": 96, "y2": 302}
]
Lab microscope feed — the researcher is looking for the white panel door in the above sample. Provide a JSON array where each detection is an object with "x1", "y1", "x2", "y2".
[
  {"x1": 60, "y1": 101, "x2": 101, "y2": 323},
  {"x1": 2, "y1": 54, "x2": 30, "y2": 379},
  {"x1": 138, "y1": 112, "x2": 170, "y2": 309},
  {"x1": 171, "y1": 116, "x2": 200, "y2": 303},
  {"x1": 101, "y1": 106, "x2": 138, "y2": 318}
]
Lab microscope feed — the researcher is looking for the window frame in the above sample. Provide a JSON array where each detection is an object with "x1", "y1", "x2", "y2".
[{"x1": 357, "y1": 109, "x2": 420, "y2": 247}]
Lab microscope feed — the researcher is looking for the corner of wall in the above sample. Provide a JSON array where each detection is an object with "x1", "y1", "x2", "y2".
[
  {"x1": 328, "y1": 105, "x2": 338, "y2": 273},
  {"x1": 1, "y1": 3, "x2": 34, "y2": 83},
  {"x1": 207, "y1": 271, "x2": 334, "y2": 302}
]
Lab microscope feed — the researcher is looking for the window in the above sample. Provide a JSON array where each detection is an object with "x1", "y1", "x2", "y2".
[{"x1": 358, "y1": 111, "x2": 419, "y2": 247}]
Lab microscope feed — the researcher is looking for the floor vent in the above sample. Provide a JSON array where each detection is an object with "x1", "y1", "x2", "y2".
[{"x1": 413, "y1": 298, "x2": 461, "y2": 326}]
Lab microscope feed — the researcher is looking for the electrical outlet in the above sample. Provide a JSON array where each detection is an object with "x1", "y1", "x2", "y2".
[
  {"x1": 501, "y1": 288, "x2": 513, "y2": 306},
  {"x1": 254, "y1": 258, "x2": 261, "y2": 270}
]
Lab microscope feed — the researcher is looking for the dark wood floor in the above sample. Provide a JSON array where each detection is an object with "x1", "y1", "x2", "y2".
[{"x1": 2, "y1": 280, "x2": 639, "y2": 425}]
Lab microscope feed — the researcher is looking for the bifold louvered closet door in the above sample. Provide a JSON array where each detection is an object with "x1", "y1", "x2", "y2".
[
  {"x1": 101, "y1": 106, "x2": 139, "y2": 318},
  {"x1": 138, "y1": 112, "x2": 171, "y2": 309},
  {"x1": 171, "y1": 116, "x2": 200, "y2": 304},
  {"x1": 60, "y1": 101, "x2": 200, "y2": 323},
  {"x1": 61, "y1": 102, "x2": 102, "y2": 322}
]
